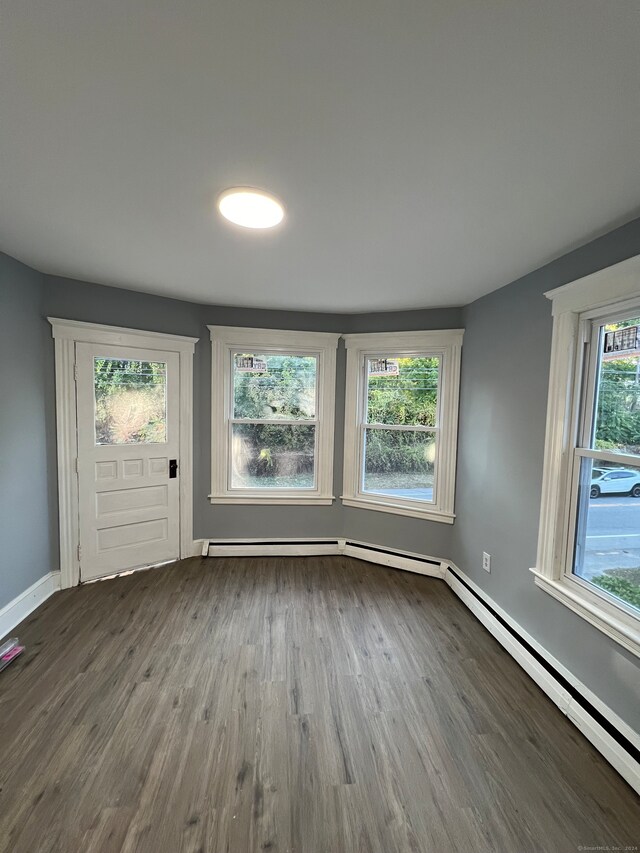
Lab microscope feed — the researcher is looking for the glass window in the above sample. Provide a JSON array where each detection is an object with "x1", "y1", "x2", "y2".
[
  {"x1": 342, "y1": 331, "x2": 462, "y2": 522},
  {"x1": 94, "y1": 358, "x2": 167, "y2": 445},
  {"x1": 361, "y1": 356, "x2": 439, "y2": 504},
  {"x1": 233, "y1": 354, "x2": 317, "y2": 420},
  {"x1": 366, "y1": 356, "x2": 439, "y2": 427},
  {"x1": 571, "y1": 316, "x2": 640, "y2": 615},
  {"x1": 363, "y1": 428, "x2": 436, "y2": 501},
  {"x1": 593, "y1": 322, "x2": 640, "y2": 455},
  {"x1": 533, "y1": 261, "x2": 640, "y2": 656},
  {"x1": 209, "y1": 326, "x2": 339, "y2": 505},
  {"x1": 231, "y1": 423, "x2": 315, "y2": 489},
  {"x1": 230, "y1": 352, "x2": 318, "y2": 491},
  {"x1": 573, "y1": 456, "x2": 640, "y2": 613}
]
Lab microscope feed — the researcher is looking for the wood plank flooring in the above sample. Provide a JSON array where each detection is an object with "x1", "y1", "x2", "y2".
[{"x1": 0, "y1": 555, "x2": 638, "y2": 853}]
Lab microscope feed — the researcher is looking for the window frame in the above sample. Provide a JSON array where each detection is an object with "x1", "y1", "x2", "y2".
[
  {"x1": 208, "y1": 326, "x2": 340, "y2": 505},
  {"x1": 532, "y1": 255, "x2": 640, "y2": 658},
  {"x1": 341, "y1": 329, "x2": 464, "y2": 523}
]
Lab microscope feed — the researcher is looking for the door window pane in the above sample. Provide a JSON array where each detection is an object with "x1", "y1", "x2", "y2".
[
  {"x1": 233, "y1": 353, "x2": 317, "y2": 420},
  {"x1": 366, "y1": 356, "x2": 439, "y2": 426},
  {"x1": 573, "y1": 456, "x2": 640, "y2": 614},
  {"x1": 362, "y1": 428, "x2": 435, "y2": 502},
  {"x1": 231, "y1": 423, "x2": 315, "y2": 489},
  {"x1": 594, "y1": 318, "x2": 640, "y2": 454},
  {"x1": 94, "y1": 358, "x2": 167, "y2": 445}
]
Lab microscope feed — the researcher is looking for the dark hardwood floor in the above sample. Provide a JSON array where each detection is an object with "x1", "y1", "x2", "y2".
[{"x1": 0, "y1": 556, "x2": 638, "y2": 853}]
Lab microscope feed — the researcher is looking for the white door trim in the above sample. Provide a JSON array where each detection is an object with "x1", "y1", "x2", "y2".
[{"x1": 48, "y1": 318, "x2": 198, "y2": 589}]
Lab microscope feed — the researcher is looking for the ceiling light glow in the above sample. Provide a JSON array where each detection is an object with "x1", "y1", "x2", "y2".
[{"x1": 217, "y1": 187, "x2": 284, "y2": 229}]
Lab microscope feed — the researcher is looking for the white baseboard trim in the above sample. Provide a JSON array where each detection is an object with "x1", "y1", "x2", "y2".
[
  {"x1": 202, "y1": 537, "x2": 343, "y2": 558},
  {"x1": 0, "y1": 572, "x2": 61, "y2": 641},
  {"x1": 444, "y1": 561, "x2": 640, "y2": 796},
  {"x1": 342, "y1": 539, "x2": 445, "y2": 578},
  {"x1": 190, "y1": 539, "x2": 206, "y2": 557}
]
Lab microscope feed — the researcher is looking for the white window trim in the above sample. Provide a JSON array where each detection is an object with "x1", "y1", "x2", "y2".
[
  {"x1": 531, "y1": 254, "x2": 640, "y2": 658},
  {"x1": 208, "y1": 326, "x2": 340, "y2": 505},
  {"x1": 341, "y1": 329, "x2": 463, "y2": 523},
  {"x1": 48, "y1": 318, "x2": 198, "y2": 589}
]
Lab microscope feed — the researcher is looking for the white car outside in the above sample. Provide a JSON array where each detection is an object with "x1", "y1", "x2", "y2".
[{"x1": 590, "y1": 468, "x2": 640, "y2": 498}]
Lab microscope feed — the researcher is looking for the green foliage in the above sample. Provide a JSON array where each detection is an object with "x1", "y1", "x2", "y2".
[
  {"x1": 365, "y1": 357, "x2": 438, "y2": 472},
  {"x1": 231, "y1": 356, "x2": 317, "y2": 476},
  {"x1": 232, "y1": 424, "x2": 315, "y2": 480},
  {"x1": 233, "y1": 355, "x2": 316, "y2": 420},
  {"x1": 94, "y1": 359, "x2": 166, "y2": 444},
  {"x1": 365, "y1": 429, "x2": 434, "y2": 475},
  {"x1": 595, "y1": 317, "x2": 640, "y2": 453},
  {"x1": 595, "y1": 356, "x2": 640, "y2": 452},
  {"x1": 591, "y1": 574, "x2": 640, "y2": 610},
  {"x1": 593, "y1": 439, "x2": 617, "y2": 451},
  {"x1": 94, "y1": 359, "x2": 165, "y2": 391},
  {"x1": 367, "y1": 357, "x2": 438, "y2": 427}
]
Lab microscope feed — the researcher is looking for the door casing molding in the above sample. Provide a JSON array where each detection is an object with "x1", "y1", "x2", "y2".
[{"x1": 48, "y1": 319, "x2": 198, "y2": 588}]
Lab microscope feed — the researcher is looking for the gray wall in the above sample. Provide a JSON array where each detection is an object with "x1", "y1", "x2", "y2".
[
  {"x1": 41, "y1": 274, "x2": 462, "y2": 545},
  {"x1": 0, "y1": 254, "x2": 52, "y2": 608},
  {"x1": 450, "y1": 218, "x2": 640, "y2": 731}
]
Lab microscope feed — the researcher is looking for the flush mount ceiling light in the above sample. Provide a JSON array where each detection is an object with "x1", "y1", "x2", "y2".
[{"x1": 217, "y1": 187, "x2": 285, "y2": 229}]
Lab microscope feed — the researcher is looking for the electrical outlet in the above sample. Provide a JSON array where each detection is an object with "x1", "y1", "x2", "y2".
[{"x1": 482, "y1": 552, "x2": 491, "y2": 573}]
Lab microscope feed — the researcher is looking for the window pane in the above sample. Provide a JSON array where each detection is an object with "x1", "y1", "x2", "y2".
[
  {"x1": 573, "y1": 456, "x2": 640, "y2": 614},
  {"x1": 231, "y1": 423, "x2": 315, "y2": 489},
  {"x1": 366, "y1": 356, "x2": 439, "y2": 426},
  {"x1": 94, "y1": 358, "x2": 167, "y2": 445},
  {"x1": 233, "y1": 353, "x2": 317, "y2": 420},
  {"x1": 363, "y1": 428, "x2": 435, "y2": 502},
  {"x1": 594, "y1": 318, "x2": 640, "y2": 454}
]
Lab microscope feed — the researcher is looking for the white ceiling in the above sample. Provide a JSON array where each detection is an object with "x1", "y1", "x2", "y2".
[{"x1": 1, "y1": 1, "x2": 639, "y2": 313}]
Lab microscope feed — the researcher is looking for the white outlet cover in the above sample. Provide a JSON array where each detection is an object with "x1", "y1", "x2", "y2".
[{"x1": 482, "y1": 552, "x2": 491, "y2": 572}]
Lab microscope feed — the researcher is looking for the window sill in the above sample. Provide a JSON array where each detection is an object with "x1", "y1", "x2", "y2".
[
  {"x1": 531, "y1": 569, "x2": 640, "y2": 659},
  {"x1": 209, "y1": 494, "x2": 335, "y2": 506},
  {"x1": 341, "y1": 496, "x2": 455, "y2": 523}
]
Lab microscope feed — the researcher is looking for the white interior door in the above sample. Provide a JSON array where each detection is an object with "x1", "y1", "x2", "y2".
[{"x1": 76, "y1": 343, "x2": 181, "y2": 581}]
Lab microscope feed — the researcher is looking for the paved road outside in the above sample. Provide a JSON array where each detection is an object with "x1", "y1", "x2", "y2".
[
  {"x1": 582, "y1": 495, "x2": 640, "y2": 578},
  {"x1": 368, "y1": 486, "x2": 434, "y2": 501}
]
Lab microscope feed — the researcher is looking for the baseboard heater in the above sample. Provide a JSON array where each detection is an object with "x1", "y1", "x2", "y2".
[
  {"x1": 202, "y1": 538, "x2": 446, "y2": 577},
  {"x1": 445, "y1": 565, "x2": 640, "y2": 794},
  {"x1": 203, "y1": 538, "x2": 342, "y2": 558},
  {"x1": 342, "y1": 540, "x2": 444, "y2": 577}
]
